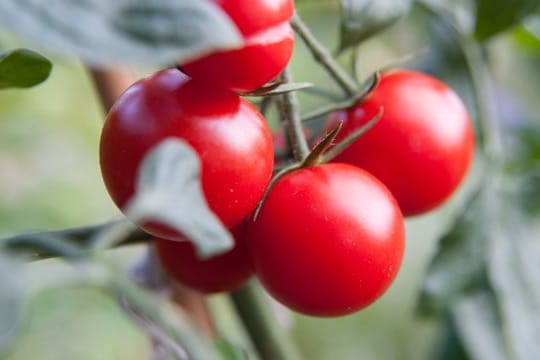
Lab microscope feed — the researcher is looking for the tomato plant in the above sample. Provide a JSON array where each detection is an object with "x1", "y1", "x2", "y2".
[
  {"x1": 153, "y1": 223, "x2": 251, "y2": 293},
  {"x1": 180, "y1": 0, "x2": 295, "y2": 92},
  {"x1": 100, "y1": 68, "x2": 274, "y2": 239},
  {"x1": 247, "y1": 163, "x2": 405, "y2": 317},
  {"x1": 326, "y1": 71, "x2": 475, "y2": 216}
]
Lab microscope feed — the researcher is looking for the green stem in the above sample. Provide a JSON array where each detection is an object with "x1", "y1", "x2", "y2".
[
  {"x1": 231, "y1": 281, "x2": 302, "y2": 360},
  {"x1": 111, "y1": 274, "x2": 219, "y2": 360},
  {"x1": 291, "y1": 13, "x2": 359, "y2": 96},
  {"x1": 2, "y1": 233, "x2": 86, "y2": 260},
  {"x1": 279, "y1": 68, "x2": 310, "y2": 161},
  {"x1": 301, "y1": 72, "x2": 380, "y2": 123},
  {"x1": 2, "y1": 221, "x2": 150, "y2": 261},
  {"x1": 459, "y1": 38, "x2": 504, "y2": 162}
]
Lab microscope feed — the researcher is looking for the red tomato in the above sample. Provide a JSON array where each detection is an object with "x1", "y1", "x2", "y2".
[
  {"x1": 326, "y1": 71, "x2": 474, "y2": 216},
  {"x1": 153, "y1": 223, "x2": 252, "y2": 293},
  {"x1": 181, "y1": 0, "x2": 295, "y2": 92},
  {"x1": 248, "y1": 163, "x2": 405, "y2": 317},
  {"x1": 100, "y1": 69, "x2": 274, "y2": 239}
]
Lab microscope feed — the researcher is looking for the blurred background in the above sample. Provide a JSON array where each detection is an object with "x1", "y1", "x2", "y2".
[{"x1": 1, "y1": 0, "x2": 540, "y2": 359}]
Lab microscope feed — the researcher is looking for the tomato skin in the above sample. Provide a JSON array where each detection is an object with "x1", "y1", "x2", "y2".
[
  {"x1": 99, "y1": 69, "x2": 274, "y2": 239},
  {"x1": 153, "y1": 224, "x2": 252, "y2": 293},
  {"x1": 181, "y1": 0, "x2": 295, "y2": 92},
  {"x1": 247, "y1": 163, "x2": 405, "y2": 317},
  {"x1": 327, "y1": 71, "x2": 475, "y2": 216}
]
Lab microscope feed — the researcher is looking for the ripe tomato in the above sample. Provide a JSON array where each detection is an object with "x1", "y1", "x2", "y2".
[
  {"x1": 100, "y1": 68, "x2": 274, "y2": 239},
  {"x1": 247, "y1": 163, "x2": 405, "y2": 317},
  {"x1": 180, "y1": 0, "x2": 295, "y2": 92},
  {"x1": 326, "y1": 71, "x2": 474, "y2": 216},
  {"x1": 153, "y1": 223, "x2": 252, "y2": 293}
]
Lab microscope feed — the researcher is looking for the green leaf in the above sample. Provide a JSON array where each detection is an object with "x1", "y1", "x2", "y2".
[
  {"x1": 215, "y1": 338, "x2": 247, "y2": 360},
  {"x1": 487, "y1": 206, "x2": 540, "y2": 359},
  {"x1": 451, "y1": 292, "x2": 508, "y2": 360},
  {"x1": 420, "y1": 170, "x2": 540, "y2": 359},
  {"x1": 338, "y1": 0, "x2": 412, "y2": 52},
  {"x1": 0, "y1": 0, "x2": 242, "y2": 66},
  {"x1": 419, "y1": 0, "x2": 476, "y2": 35},
  {"x1": 417, "y1": 191, "x2": 489, "y2": 316},
  {"x1": 475, "y1": 0, "x2": 540, "y2": 40},
  {"x1": 0, "y1": 254, "x2": 26, "y2": 353},
  {"x1": 126, "y1": 139, "x2": 234, "y2": 259},
  {"x1": 514, "y1": 16, "x2": 540, "y2": 53},
  {"x1": 0, "y1": 49, "x2": 52, "y2": 89}
]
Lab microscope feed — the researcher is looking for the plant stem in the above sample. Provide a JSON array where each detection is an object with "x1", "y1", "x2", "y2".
[
  {"x1": 459, "y1": 38, "x2": 504, "y2": 162},
  {"x1": 279, "y1": 68, "x2": 310, "y2": 161},
  {"x1": 301, "y1": 71, "x2": 379, "y2": 123},
  {"x1": 111, "y1": 274, "x2": 219, "y2": 360},
  {"x1": 291, "y1": 13, "x2": 359, "y2": 96},
  {"x1": 2, "y1": 221, "x2": 149, "y2": 260},
  {"x1": 231, "y1": 281, "x2": 301, "y2": 360},
  {"x1": 88, "y1": 67, "x2": 134, "y2": 112}
]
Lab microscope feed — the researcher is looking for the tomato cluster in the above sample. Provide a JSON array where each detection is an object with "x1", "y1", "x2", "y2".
[{"x1": 99, "y1": 0, "x2": 474, "y2": 318}]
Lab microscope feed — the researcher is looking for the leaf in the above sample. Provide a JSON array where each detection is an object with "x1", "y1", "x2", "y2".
[
  {"x1": 420, "y1": 170, "x2": 540, "y2": 359},
  {"x1": 0, "y1": 0, "x2": 243, "y2": 66},
  {"x1": 432, "y1": 318, "x2": 470, "y2": 360},
  {"x1": 475, "y1": 0, "x2": 540, "y2": 40},
  {"x1": 126, "y1": 139, "x2": 233, "y2": 259},
  {"x1": 242, "y1": 82, "x2": 313, "y2": 97},
  {"x1": 514, "y1": 16, "x2": 540, "y2": 54},
  {"x1": 0, "y1": 49, "x2": 52, "y2": 89},
  {"x1": 0, "y1": 253, "x2": 26, "y2": 353},
  {"x1": 417, "y1": 190, "x2": 489, "y2": 316},
  {"x1": 487, "y1": 206, "x2": 540, "y2": 360},
  {"x1": 419, "y1": 0, "x2": 476, "y2": 35},
  {"x1": 451, "y1": 292, "x2": 508, "y2": 360},
  {"x1": 215, "y1": 338, "x2": 247, "y2": 360},
  {"x1": 338, "y1": 0, "x2": 412, "y2": 52}
]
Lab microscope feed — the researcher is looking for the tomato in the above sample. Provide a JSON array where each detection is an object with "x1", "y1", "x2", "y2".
[
  {"x1": 100, "y1": 68, "x2": 274, "y2": 239},
  {"x1": 153, "y1": 223, "x2": 252, "y2": 293},
  {"x1": 326, "y1": 71, "x2": 474, "y2": 216},
  {"x1": 180, "y1": 0, "x2": 295, "y2": 92},
  {"x1": 247, "y1": 163, "x2": 405, "y2": 317}
]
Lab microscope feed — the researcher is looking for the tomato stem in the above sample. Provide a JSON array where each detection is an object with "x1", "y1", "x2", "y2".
[
  {"x1": 1, "y1": 221, "x2": 149, "y2": 260},
  {"x1": 231, "y1": 281, "x2": 302, "y2": 360},
  {"x1": 278, "y1": 67, "x2": 310, "y2": 161},
  {"x1": 459, "y1": 39, "x2": 504, "y2": 161},
  {"x1": 291, "y1": 13, "x2": 359, "y2": 97},
  {"x1": 301, "y1": 72, "x2": 380, "y2": 123}
]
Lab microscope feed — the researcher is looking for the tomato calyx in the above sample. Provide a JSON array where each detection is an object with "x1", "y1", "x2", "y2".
[
  {"x1": 321, "y1": 107, "x2": 383, "y2": 163},
  {"x1": 253, "y1": 162, "x2": 301, "y2": 220},
  {"x1": 302, "y1": 121, "x2": 343, "y2": 167},
  {"x1": 240, "y1": 81, "x2": 313, "y2": 97},
  {"x1": 254, "y1": 110, "x2": 380, "y2": 219},
  {"x1": 253, "y1": 121, "x2": 343, "y2": 219},
  {"x1": 301, "y1": 71, "x2": 380, "y2": 124}
]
